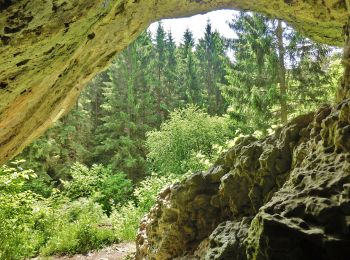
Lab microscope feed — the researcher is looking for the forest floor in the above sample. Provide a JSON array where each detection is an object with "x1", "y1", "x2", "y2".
[{"x1": 32, "y1": 242, "x2": 136, "y2": 260}]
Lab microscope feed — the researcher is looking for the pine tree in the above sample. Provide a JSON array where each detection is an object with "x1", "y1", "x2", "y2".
[
  {"x1": 152, "y1": 22, "x2": 168, "y2": 123},
  {"x1": 223, "y1": 12, "x2": 336, "y2": 133},
  {"x1": 285, "y1": 30, "x2": 335, "y2": 115},
  {"x1": 223, "y1": 13, "x2": 278, "y2": 133},
  {"x1": 196, "y1": 20, "x2": 229, "y2": 115},
  {"x1": 276, "y1": 20, "x2": 288, "y2": 123},
  {"x1": 93, "y1": 32, "x2": 157, "y2": 180},
  {"x1": 177, "y1": 28, "x2": 201, "y2": 105}
]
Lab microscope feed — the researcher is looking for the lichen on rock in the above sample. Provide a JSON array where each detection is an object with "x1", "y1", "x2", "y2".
[{"x1": 245, "y1": 102, "x2": 350, "y2": 260}]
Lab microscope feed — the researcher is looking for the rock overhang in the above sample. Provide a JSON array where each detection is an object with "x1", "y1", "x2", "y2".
[{"x1": 0, "y1": 0, "x2": 348, "y2": 164}]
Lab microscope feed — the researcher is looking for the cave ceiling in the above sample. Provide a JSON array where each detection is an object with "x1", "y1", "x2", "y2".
[{"x1": 0, "y1": 0, "x2": 348, "y2": 164}]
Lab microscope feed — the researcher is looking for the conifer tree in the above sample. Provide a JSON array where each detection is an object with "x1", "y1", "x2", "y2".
[
  {"x1": 196, "y1": 20, "x2": 229, "y2": 115},
  {"x1": 93, "y1": 31, "x2": 156, "y2": 180},
  {"x1": 178, "y1": 28, "x2": 201, "y2": 105},
  {"x1": 223, "y1": 12, "x2": 335, "y2": 133}
]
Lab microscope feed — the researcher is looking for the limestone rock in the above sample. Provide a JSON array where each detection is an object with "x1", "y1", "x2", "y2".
[
  {"x1": 136, "y1": 101, "x2": 350, "y2": 259},
  {"x1": 136, "y1": 172, "x2": 226, "y2": 260},
  {"x1": 194, "y1": 218, "x2": 251, "y2": 260},
  {"x1": 136, "y1": 113, "x2": 314, "y2": 259},
  {"x1": 246, "y1": 102, "x2": 350, "y2": 260},
  {"x1": 0, "y1": 0, "x2": 348, "y2": 164}
]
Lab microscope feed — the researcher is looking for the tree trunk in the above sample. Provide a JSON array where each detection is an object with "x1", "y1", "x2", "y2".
[
  {"x1": 337, "y1": 20, "x2": 350, "y2": 101},
  {"x1": 276, "y1": 20, "x2": 288, "y2": 124}
]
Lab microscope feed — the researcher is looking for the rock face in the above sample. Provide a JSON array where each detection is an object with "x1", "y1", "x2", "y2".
[
  {"x1": 136, "y1": 102, "x2": 350, "y2": 259},
  {"x1": 0, "y1": 0, "x2": 348, "y2": 164}
]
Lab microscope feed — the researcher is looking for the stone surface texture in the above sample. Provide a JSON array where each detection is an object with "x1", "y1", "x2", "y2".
[
  {"x1": 0, "y1": 0, "x2": 348, "y2": 164},
  {"x1": 136, "y1": 102, "x2": 350, "y2": 259}
]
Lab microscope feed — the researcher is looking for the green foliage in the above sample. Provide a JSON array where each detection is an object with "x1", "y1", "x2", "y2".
[
  {"x1": 0, "y1": 163, "x2": 50, "y2": 259},
  {"x1": 97, "y1": 173, "x2": 134, "y2": 213},
  {"x1": 196, "y1": 20, "x2": 229, "y2": 115},
  {"x1": 177, "y1": 28, "x2": 201, "y2": 105},
  {"x1": 62, "y1": 163, "x2": 106, "y2": 199},
  {"x1": 111, "y1": 201, "x2": 143, "y2": 241},
  {"x1": 146, "y1": 105, "x2": 233, "y2": 175},
  {"x1": 62, "y1": 163, "x2": 133, "y2": 213},
  {"x1": 111, "y1": 174, "x2": 177, "y2": 240},
  {"x1": 0, "y1": 161, "x2": 43, "y2": 259},
  {"x1": 288, "y1": 53, "x2": 343, "y2": 117},
  {"x1": 40, "y1": 198, "x2": 117, "y2": 256},
  {"x1": 0, "y1": 192, "x2": 43, "y2": 259},
  {"x1": 0, "y1": 163, "x2": 120, "y2": 259},
  {"x1": 0, "y1": 160, "x2": 37, "y2": 192},
  {"x1": 223, "y1": 12, "x2": 337, "y2": 134}
]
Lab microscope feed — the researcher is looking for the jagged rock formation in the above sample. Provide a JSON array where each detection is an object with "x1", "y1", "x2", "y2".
[
  {"x1": 136, "y1": 102, "x2": 350, "y2": 259},
  {"x1": 0, "y1": 0, "x2": 349, "y2": 164}
]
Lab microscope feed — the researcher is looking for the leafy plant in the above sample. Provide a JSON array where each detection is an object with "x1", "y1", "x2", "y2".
[
  {"x1": 62, "y1": 163, "x2": 133, "y2": 213},
  {"x1": 0, "y1": 161, "x2": 44, "y2": 259},
  {"x1": 111, "y1": 174, "x2": 178, "y2": 240},
  {"x1": 40, "y1": 198, "x2": 117, "y2": 256},
  {"x1": 146, "y1": 105, "x2": 233, "y2": 175}
]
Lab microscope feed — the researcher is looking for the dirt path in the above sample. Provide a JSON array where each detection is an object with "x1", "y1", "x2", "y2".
[{"x1": 33, "y1": 242, "x2": 135, "y2": 260}]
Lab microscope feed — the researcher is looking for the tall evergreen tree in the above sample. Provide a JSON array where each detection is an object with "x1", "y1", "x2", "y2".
[
  {"x1": 93, "y1": 31, "x2": 157, "y2": 180},
  {"x1": 223, "y1": 13, "x2": 278, "y2": 133},
  {"x1": 152, "y1": 22, "x2": 168, "y2": 123},
  {"x1": 285, "y1": 30, "x2": 334, "y2": 115},
  {"x1": 223, "y1": 12, "x2": 336, "y2": 134},
  {"x1": 161, "y1": 30, "x2": 179, "y2": 110},
  {"x1": 196, "y1": 20, "x2": 229, "y2": 115},
  {"x1": 276, "y1": 20, "x2": 288, "y2": 123},
  {"x1": 177, "y1": 28, "x2": 200, "y2": 105}
]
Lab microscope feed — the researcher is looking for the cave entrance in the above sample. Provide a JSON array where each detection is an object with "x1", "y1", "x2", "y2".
[
  {"x1": 5, "y1": 7, "x2": 341, "y2": 194},
  {"x1": 13, "y1": 9, "x2": 342, "y2": 182},
  {"x1": 0, "y1": 1, "x2": 348, "y2": 166},
  {"x1": 1, "y1": 2, "x2": 350, "y2": 258}
]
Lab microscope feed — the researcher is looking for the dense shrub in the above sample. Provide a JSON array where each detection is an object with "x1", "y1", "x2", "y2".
[
  {"x1": 40, "y1": 198, "x2": 117, "y2": 256},
  {"x1": 111, "y1": 174, "x2": 177, "y2": 240},
  {"x1": 0, "y1": 192, "x2": 42, "y2": 259},
  {"x1": 0, "y1": 163, "x2": 119, "y2": 259},
  {"x1": 111, "y1": 201, "x2": 143, "y2": 241},
  {"x1": 62, "y1": 163, "x2": 133, "y2": 213},
  {"x1": 0, "y1": 161, "x2": 43, "y2": 259},
  {"x1": 146, "y1": 105, "x2": 233, "y2": 175},
  {"x1": 96, "y1": 173, "x2": 134, "y2": 213}
]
